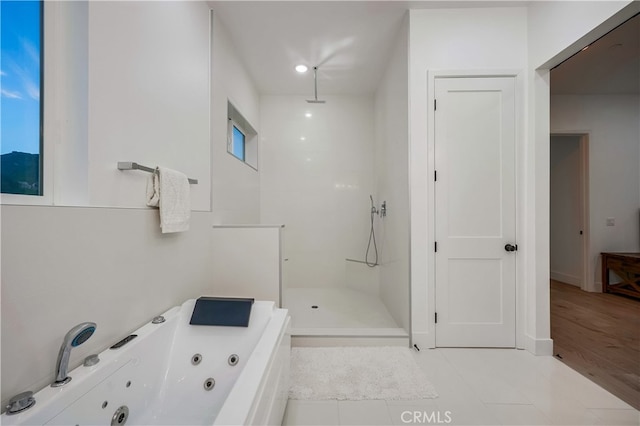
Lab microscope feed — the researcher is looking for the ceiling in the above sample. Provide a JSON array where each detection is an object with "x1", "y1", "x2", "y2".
[
  {"x1": 209, "y1": 1, "x2": 529, "y2": 96},
  {"x1": 210, "y1": 2, "x2": 639, "y2": 97},
  {"x1": 551, "y1": 13, "x2": 640, "y2": 95},
  {"x1": 210, "y1": 1, "x2": 408, "y2": 95}
]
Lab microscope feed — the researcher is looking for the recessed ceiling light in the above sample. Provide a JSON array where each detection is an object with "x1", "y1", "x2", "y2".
[
  {"x1": 295, "y1": 64, "x2": 308, "y2": 73},
  {"x1": 305, "y1": 112, "x2": 312, "y2": 118}
]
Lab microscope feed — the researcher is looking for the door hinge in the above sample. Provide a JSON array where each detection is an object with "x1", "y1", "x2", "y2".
[
  {"x1": 435, "y1": 241, "x2": 438, "y2": 252},
  {"x1": 435, "y1": 312, "x2": 438, "y2": 324},
  {"x1": 434, "y1": 170, "x2": 437, "y2": 181},
  {"x1": 434, "y1": 99, "x2": 437, "y2": 110}
]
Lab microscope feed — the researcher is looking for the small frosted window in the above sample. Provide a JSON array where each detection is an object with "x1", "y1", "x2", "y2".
[{"x1": 231, "y1": 125, "x2": 245, "y2": 161}]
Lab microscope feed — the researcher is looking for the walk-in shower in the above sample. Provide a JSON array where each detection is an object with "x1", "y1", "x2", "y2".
[{"x1": 260, "y1": 94, "x2": 410, "y2": 344}]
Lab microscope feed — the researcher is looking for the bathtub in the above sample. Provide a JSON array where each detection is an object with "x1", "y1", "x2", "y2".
[{"x1": 2, "y1": 299, "x2": 291, "y2": 426}]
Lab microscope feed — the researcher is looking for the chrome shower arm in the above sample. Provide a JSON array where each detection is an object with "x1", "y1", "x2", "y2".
[{"x1": 306, "y1": 66, "x2": 326, "y2": 103}]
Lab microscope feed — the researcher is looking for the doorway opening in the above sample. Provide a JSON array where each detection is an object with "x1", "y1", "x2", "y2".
[
  {"x1": 547, "y1": 9, "x2": 639, "y2": 409},
  {"x1": 550, "y1": 133, "x2": 589, "y2": 291}
]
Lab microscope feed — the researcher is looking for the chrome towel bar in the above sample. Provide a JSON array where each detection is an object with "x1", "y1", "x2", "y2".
[{"x1": 117, "y1": 162, "x2": 198, "y2": 184}]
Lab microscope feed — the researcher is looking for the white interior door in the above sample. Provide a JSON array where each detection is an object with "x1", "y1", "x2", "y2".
[{"x1": 434, "y1": 76, "x2": 516, "y2": 348}]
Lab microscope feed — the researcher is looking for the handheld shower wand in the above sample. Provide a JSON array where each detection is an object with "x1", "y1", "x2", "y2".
[
  {"x1": 52, "y1": 322, "x2": 96, "y2": 387},
  {"x1": 365, "y1": 195, "x2": 379, "y2": 267}
]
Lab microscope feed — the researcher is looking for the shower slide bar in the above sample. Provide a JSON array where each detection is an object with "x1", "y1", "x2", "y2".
[
  {"x1": 346, "y1": 258, "x2": 378, "y2": 266},
  {"x1": 117, "y1": 162, "x2": 198, "y2": 184}
]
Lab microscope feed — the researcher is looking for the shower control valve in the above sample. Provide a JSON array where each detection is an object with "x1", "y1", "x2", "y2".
[{"x1": 380, "y1": 201, "x2": 387, "y2": 217}]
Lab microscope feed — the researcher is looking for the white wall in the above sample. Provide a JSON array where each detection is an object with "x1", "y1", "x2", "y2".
[
  {"x1": 210, "y1": 12, "x2": 261, "y2": 224},
  {"x1": 1, "y1": 1, "x2": 222, "y2": 409},
  {"x1": 528, "y1": 1, "x2": 634, "y2": 70},
  {"x1": 374, "y1": 16, "x2": 410, "y2": 332},
  {"x1": 48, "y1": 1, "x2": 89, "y2": 206},
  {"x1": 88, "y1": 1, "x2": 211, "y2": 210},
  {"x1": 211, "y1": 226, "x2": 282, "y2": 305},
  {"x1": 260, "y1": 95, "x2": 377, "y2": 291},
  {"x1": 551, "y1": 95, "x2": 640, "y2": 291},
  {"x1": 2, "y1": 1, "x2": 212, "y2": 209},
  {"x1": 0, "y1": 205, "x2": 213, "y2": 409},
  {"x1": 409, "y1": 7, "x2": 528, "y2": 349},
  {"x1": 550, "y1": 135, "x2": 584, "y2": 286}
]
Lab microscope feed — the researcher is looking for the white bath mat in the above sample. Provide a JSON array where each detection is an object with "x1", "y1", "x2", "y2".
[{"x1": 289, "y1": 346, "x2": 438, "y2": 401}]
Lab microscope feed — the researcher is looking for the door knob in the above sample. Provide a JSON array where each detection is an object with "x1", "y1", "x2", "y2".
[{"x1": 505, "y1": 243, "x2": 518, "y2": 252}]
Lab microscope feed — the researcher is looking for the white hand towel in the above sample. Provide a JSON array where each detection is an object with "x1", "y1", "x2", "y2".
[
  {"x1": 146, "y1": 167, "x2": 191, "y2": 233},
  {"x1": 146, "y1": 169, "x2": 160, "y2": 208}
]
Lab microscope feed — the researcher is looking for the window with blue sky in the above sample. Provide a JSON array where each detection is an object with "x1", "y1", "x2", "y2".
[
  {"x1": 231, "y1": 125, "x2": 246, "y2": 162},
  {"x1": 1, "y1": 0, "x2": 42, "y2": 195}
]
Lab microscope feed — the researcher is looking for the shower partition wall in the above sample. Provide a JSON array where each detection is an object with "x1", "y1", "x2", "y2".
[{"x1": 259, "y1": 95, "x2": 409, "y2": 342}]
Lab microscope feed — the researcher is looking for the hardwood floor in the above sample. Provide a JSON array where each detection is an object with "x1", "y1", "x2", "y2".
[{"x1": 551, "y1": 279, "x2": 640, "y2": 410}]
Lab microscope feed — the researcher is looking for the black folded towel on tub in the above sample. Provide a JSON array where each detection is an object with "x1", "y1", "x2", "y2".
[{"x1": 189, "y1": 296, "x2": 255, "y2": 327}]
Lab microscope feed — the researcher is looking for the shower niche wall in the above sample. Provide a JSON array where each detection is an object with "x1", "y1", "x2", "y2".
[{"x1": 260, "y1": 94, "x2": 409, "y2": 341}]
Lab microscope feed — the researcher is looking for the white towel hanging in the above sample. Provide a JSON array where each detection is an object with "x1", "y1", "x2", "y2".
[{"x1": 146, "y1": 167, "x2": 191, "y2": 233}]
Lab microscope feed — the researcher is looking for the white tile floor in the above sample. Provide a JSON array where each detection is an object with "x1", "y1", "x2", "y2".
[
  {"x1": 283, "y1": 348, "x2": 640, "y2": 425},
  {"x1": 285, "y1": 287, "x2": 401, "y2": 329}
]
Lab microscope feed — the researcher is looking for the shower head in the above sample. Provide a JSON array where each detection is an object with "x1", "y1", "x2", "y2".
[
  {"x1": 65, "y1": 322, "x2": 97, "y2": 348},
  {"x1": 306, "y1": 66, "x2": 326, "y2": 104}
]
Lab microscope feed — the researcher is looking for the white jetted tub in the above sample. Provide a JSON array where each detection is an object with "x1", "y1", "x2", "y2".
[{"x1": 2, "y1": 299, "x2": 290, "y2": 426}]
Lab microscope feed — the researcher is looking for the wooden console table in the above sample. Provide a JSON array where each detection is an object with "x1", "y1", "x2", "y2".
[{"x1": 601, "y1": 252, "x2": 640, "y2": 299}]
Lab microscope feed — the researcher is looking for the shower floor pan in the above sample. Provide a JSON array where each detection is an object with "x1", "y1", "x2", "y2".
[{"x1": 284, "y1": 287, "x2": 409, "y2": 346}]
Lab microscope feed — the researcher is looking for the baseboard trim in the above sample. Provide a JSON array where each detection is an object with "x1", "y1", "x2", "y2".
[
  {"x1": 524, "y1": 335, "x2": 554, "y2": 355},
  {"x1": 591, "y1": 281, "x2": 603, "y2": 293},
  {"x1": 411, "y1": 331, "x2": 433, "y2": 349},
  {"x1": 550, "y1": 271, "x2": 581, "y2": 287},
  {"x1": 411, "y1": 332, "x2": 550, "y2": 354}
]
